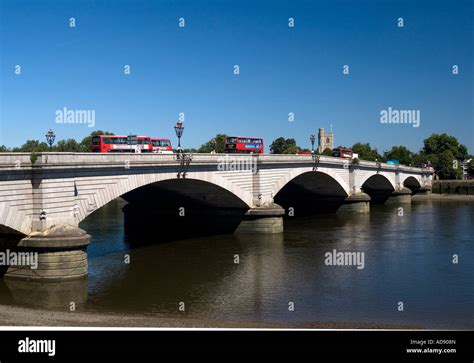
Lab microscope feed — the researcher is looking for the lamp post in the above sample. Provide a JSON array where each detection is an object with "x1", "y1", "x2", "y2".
[
  {"x1": 211, "y1": 138, "x2": 216, "y2": 153},
  {"x1": 174, "y1": 121, "x2": 184, "y2": 152},
  {"x1": 45, "y1": 129, "x2": 56, "y2": 151},
  {"x1": 310, "y1": 133, "x2": 316, "y2": 153}
]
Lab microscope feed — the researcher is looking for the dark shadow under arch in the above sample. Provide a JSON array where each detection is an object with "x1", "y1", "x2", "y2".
[
  {"x1": 404, "y1": 176, "x2": 422, "y2": 194},
  {"x1": 81, "y1": 178, "x2": 251, "y2": 245},
  {"x1": 362, "y1": 174, "x2": 395, "y2": 204},
  {"x1": 274, "y1": 171, "x2": 348, "y2": 216},
  {"x1": 0, "y1": 226, "x2": 25, "y2": 278}
]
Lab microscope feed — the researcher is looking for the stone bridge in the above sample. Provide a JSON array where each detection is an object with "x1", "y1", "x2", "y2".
[{"x1": 0, "y1": 152, "x2": 432, "y2": 280}]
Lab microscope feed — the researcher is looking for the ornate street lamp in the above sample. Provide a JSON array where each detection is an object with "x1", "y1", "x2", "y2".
[
  {"x1": 211, "y1": 138, "x2": 216, "y2": 153},
  {"x1": 310, "y1": 133, "x2": 316, "y2": 153},
  {"x1": 45, "y1": 129, "x2": 56, "y2": 151},
  {"x1": 174, "y1": 121, "x2": 184, "y2": 152}
]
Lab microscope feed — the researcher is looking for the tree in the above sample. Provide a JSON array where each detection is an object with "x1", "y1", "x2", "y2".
[
  {"x1": 198, "y1": 134, "x2": 226, "y2": 153},
  {"x1": 283, "y1": 145, "x2": 300, "y2": 154},
  {"x1": 0, "y1": 145, "x2": 9, "y2": 152},
  {"x1": 351, "y1": 142, "x2": 381, "y2": 161},
  {"x1": 17, "y1": 140, "x2": 50, "y2": 152},
  {"x1": 54, "y1": 139, "x2": 81, "y2": 152},
  {"x1": 411, "y1": 152, "x2": 428, "y2": 167},
  {"x1": 429, "y1": 150, "x2": 462, "y2": 179},
  {"x1": 270, "y1": 137, "x2": 297, "y2": 154},
  {"x1": 79, "y1": 130, "x2": 115, "y2": 152},
  {"x1": 422, "y1": 133, "x2": 468, "y2": 160},
  {"x1": 322, "y1": 148, "x2": 333, "y2": 156},
  {"x1": 421, "y1": 134, "x2": 468, "y2": 179},
  {"x1": 384, "y1": 145, "x2": 413, "y2": 165}
]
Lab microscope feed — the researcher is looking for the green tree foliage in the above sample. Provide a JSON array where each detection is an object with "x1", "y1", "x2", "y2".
[
  {"x1": 197, "y1": 134, "x2": 226, "y2": 153},
  {"x1": 421, "y1": 134, "x2": 468, "y2": 179},
  {"x1": 54, "y1": 138, "x2": 81, "y2": 152},
  {"x1": 322, "y1": 148, "x2": 333, "y2": 156},
  {"x1": 422, "y1": 133, "x2": 468, "y2": 160},
  {"x1": 282, "y1": 145, "x2": 300, "y2": 154},
  {"x1": 384, "y1": 145, "x2": 413, "y2": 165},
  {"x1": 15, "y1": 140, "x2": 50, "y2": 152},
  {"x1": 411, "y1": 152, "x2": 428, "y2": 167},
  {"x1": 428, "y1": 150, "x2": 462, "y2": 179},
  {"x1": 0, "y1": 145, "x2": 9, "y2": 152},
  {"x1": 351, "y1": 143, "x2": 381, "y2": 161},
  {"x1": 270, "y1": 137, "x2": 297, "y2": 154}
]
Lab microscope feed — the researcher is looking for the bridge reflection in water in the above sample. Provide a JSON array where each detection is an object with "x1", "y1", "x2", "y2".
[
  {"x1": 0, "y1": 277, "x2": 88, "y2": 309},
  {"x1": 1, "y1": 199, "x2": 473, "y2": 330}
]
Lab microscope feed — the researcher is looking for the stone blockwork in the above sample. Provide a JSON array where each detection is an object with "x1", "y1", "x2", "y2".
[
  {"x1": 4, "y1": 225, "x2": 90, "y2": 281},
  {"x1": 338, "y1": 192, "x2": 371, "y2": 213},
  {"x1": 235, "y1": 203, "x2": 285, "y2": 234},
  {"x1": 0, "y1": 153, "x2": 433, "y2": 280},
  {"x1": 0, "y1": 153, "x2": 432, "y2": 234}
]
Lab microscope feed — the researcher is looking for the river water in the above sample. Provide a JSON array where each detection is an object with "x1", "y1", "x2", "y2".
[{"x1": 1, "y1": 198, "x2": 473, "y2": 328}]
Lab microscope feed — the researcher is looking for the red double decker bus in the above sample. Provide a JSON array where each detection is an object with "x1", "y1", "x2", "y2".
[
  {"x1": 91, "y1": 135, "x2": 154, "y2": 153},
  {"x1": 136, "y1": 136, "x2": 152, "y2": 153},
  {"x1": 224, "y1": 136, "x2": 264, "y2": 154},
  {"x1": 91, "y1": 135, "x2": 128, "y2": 152},
  {"x1": 332, "y1": 148, "x2": 354, "y2": 159},
  {"x1": 151, "y1": 138, "x2": 173, "y2": 154}
]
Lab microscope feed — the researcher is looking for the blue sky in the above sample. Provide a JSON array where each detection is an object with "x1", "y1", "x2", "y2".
[{"x1": 1, "y1": 0, "x2": 473, "y2": 153}]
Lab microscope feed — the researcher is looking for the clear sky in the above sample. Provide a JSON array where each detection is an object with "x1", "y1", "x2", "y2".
[{"x1": 1, "y1": 0, "x2": 473, "y2": 153}]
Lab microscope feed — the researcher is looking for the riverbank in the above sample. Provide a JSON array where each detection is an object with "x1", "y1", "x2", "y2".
[
  {"x1": 0, "y1": 304, "x2": 419, "y2": 329},
  {"x1": 431, "y1": 180, "x2": 474, "y2": 195},
  {"x1": 412, "y1": 193, "x2": 474, "y2": 201}
]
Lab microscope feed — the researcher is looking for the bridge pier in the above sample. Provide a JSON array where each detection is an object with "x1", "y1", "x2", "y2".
[
  {"x1": 4, "y1": 225, "x2": 90, "y2": 281},
  {"x1": 338, "y1": 193, "x2": 371, "y2": 213},
  {"x1": 234, "y1": 203, "x2": 285, "y2": 234},
  {"x1": 386, "y1": 187, "x2": 412, "y2": 204}
]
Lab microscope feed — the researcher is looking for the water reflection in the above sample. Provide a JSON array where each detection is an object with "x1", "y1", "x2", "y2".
[{"x1": 0, "y1": 198, "x2": 473, "y2": 329}]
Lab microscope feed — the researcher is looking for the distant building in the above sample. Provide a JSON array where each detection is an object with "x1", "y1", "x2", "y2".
[
  {"x1": 318, "y1": 128, "x2": 334, "y2": 153},
  {"x1": 461, "y1": 159, "x2": 472, "y2": 180}
]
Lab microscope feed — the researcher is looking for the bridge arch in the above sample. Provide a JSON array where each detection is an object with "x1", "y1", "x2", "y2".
[
  {"x1": 272, "y1": 169, "x2": 349, "y2": 214},
  {"x1": 0, "y1": 203, "x2": 30, "y2": 236},
  {"x1": 359, "y1": 173, "x2": 397, "y2": 192},
  {"x1": 77, "y1": 171, "x2": 254, "y2": 224},
  {"x1": 360, "y1": 174, "x2": 396, "y2": 204},
  {"x1": 402, "y1": 175, "x2": 422, "y2": 193},
  {"x1": 402, "y1": 175, "x2": 422, "y2": 188},
  {"x1": 271, "y1": 167, "x2": 350, "y2": 198}
]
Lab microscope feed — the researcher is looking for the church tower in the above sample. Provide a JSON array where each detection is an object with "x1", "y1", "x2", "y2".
[{"x1": 318, "y1": 128, "x2": 334, "y2": 154}]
